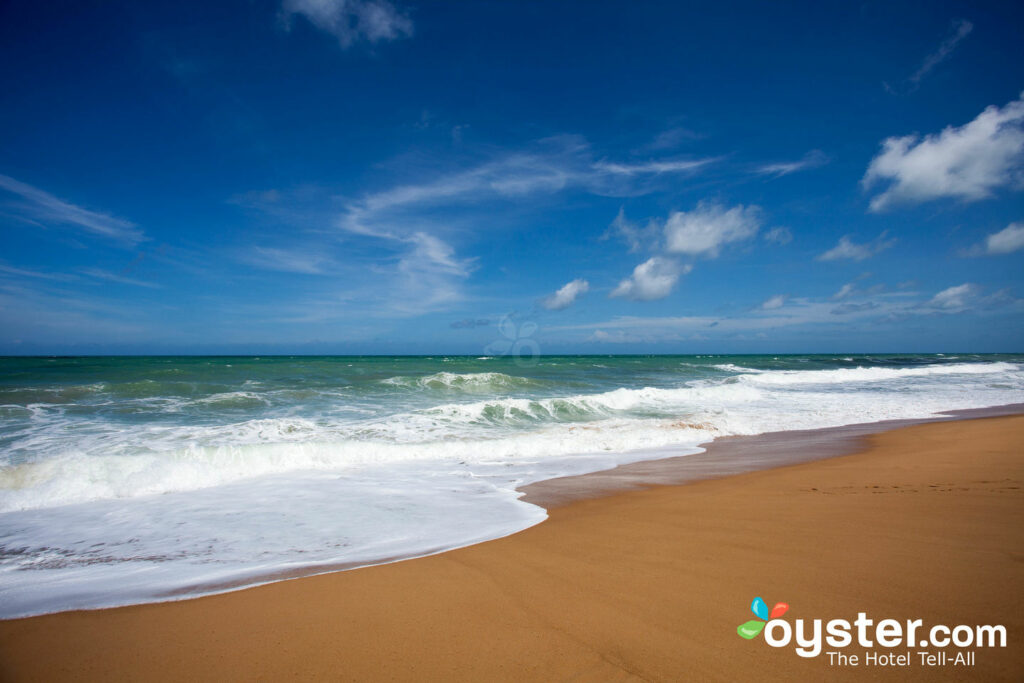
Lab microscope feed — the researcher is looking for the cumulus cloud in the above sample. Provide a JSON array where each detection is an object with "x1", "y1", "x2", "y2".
[
  {"x1": 541, "y1": 278, "x2": 590, "y2": 310},
  {"x1": 610, "y1": 257, "x2": 689, "y2": 301},
  {"x1": 964, "y1": 222, "x2": 1024, "y2": 256},
  {"x1": 761, "y1": 294, "x2": 787, "y2": 310},
  {"x1": 281, "y1": 0, "x2": 413, "y2": 48},
  {"x1": 663, "y1": 201, "x2": 762, "y2": 257},
  {"x1": 817, "y1": 233, "x2": 896, "y2": 261},
  {"x1": 0, "y1": 174, "x2": 145, "y2": 246},
  {"x1": 863, "y1": 93, "x2": 1024, "y2": 211}
]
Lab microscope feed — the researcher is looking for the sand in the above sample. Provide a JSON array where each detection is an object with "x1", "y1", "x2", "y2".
[{"x1": 1, "y1": 415, "x2": 1022, "y2": 681}]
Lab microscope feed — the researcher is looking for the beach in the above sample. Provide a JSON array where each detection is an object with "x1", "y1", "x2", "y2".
[{"x1": 2, "y1": 413, "x2": 1021, "y2": 681}]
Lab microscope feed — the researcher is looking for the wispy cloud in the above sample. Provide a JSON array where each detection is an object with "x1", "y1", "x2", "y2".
[
  {"x1": 0, "y1": 263, "x2": 78, "y2": 282},
  {"x1": 602, "y1": 207, "x2": 661, "y2": 253},
  {"x1": 909, "y1": 19, "x2": 973, "y2": 88},
  {"x1": 80, "y1": 268, "x2": 162, "y2": 289},
  {"x1": 327, "y1": 137, "x2": 720, "y2": 312},
  {"x1": 450, "y1": 318, "x2": 490, "y2": 329},
  {"x1": 817, "y1": 232, "x2": 896, "y2": 261},
  {"x1": 863, "y1": 92, "x2": 1024, "y2": 211},
  {"x1": 642, "y1": 126, "x2": 703, "y2": 151},
  {"x1": 592, "y1": 157, "x2": 718, "y2": 176},
  {"x1": 281, "y1": 0, "x2": 413, "y2": 48},
  {"x1": 762, "y1": 226, "x2": 793, "y2": 245},
  {"x1": 927, "y1": 283, "x2": 979, "y2": 312},
  {"x1": 832, "y1": 282, "x2": 856, "y2": 300},
  {"x1": 540, "y1": 278, "x2": 590, "y2": 310},
  {"x1": 391, "y1": 231, "x2": 474, "y2": 312},
  {"x1": 342, "y1": 141, "x2": 717, "y2": 238},
  {"x1": 555, "y1": 283, "x2": 1016, "y2": 343},
  {"x1": 0, "y1": 174, "x2": 145, "y2": 246},
  {"x1": 238, "y1": 246, "x2": 335, "y2": 274},
  {"x1": 756, "y1": 149, "x2": 828, "y2": 177}
]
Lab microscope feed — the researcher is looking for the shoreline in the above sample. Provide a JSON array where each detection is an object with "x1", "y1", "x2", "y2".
[
  {"x1": 1, "y1": 413, "x2": 1021, "y2": 680},
  {"x1": 2, "y1": 403, "x2": 1023, "y2": 619},
  {"x1": 522, "y1": 402, "x2": 1024, "y2": 507}
]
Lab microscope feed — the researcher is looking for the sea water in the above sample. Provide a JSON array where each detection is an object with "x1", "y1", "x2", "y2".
[{"x1": 1, "y1": 354, "x2": 1022, "y2": 617}]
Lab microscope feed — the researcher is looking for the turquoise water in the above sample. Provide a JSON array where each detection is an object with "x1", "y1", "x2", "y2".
[{"x1": 1, "y1": 353, "x2": 1022, "y2": 616}]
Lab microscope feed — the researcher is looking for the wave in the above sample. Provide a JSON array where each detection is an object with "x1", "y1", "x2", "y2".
[
  {"x1": 2, "y1": 360, "x2": 1022, "y2": 514},
  {"x1": 733, "y1": 361, "x2": 1019, "y2": 386},
  {"x1": 379, "y1": 371, "x2": 543, "y2": 393}
]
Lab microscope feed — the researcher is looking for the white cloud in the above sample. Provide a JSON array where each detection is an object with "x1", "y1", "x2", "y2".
[
  {"x1": 342, "y1": 139, "x2": 719, "y2": 238},
  {"x1": 663, "y1": 201, "x2": 761, "y2": 257},
  {"x1": 909, "y1": 19, "x2": 973, "y2": 87},
  {"x1": 552, "y1": 283, "x2": 1019, "y2": 343},
  {"x1": 927, "y1": 283, "x2": 979, "y2": 311},
  {"x1": 239, "y1": 246, "x2": 334, "y2": 274},
  {"x1": 832, "y1": 283, "x2": 856, "y2": 300},
  {"x1": 610, "y1": 257, "x2": 689, "y2": 301},
  {"x1": 965, "y1": 222, "x2": 1024, "y2": 256},
  {"x1": 817, "y1": 233, "x2": 896, "y2": 261},
  {"x1": 644, "y1": 127, "x2": 702, "y2": 151},
  {"x1": 80, "y1": 268, "x2": 161, "y2": 289},
  {"x1": 603, "y1": 207, "x2": 660, "y2": 253},
  {"x1": 392, "y1": 231, "x2": 473, "y2": 311},
  {"x1": 541, "y1": 278, "x2": 590, "y2": 310},
  {"x1": 593, "y1": 158, "x2": 716, "y2": 176},
  {"x1": 0, "y1": 264, "x2": 77, "y2": 282},
  {"x1": 863, "y1": 93, "x2": 1024, "y2": 211},
  {"x1": 756, "y1": 150, "x2": 828, "y2": 177},
  {"x1": 281, "y1": 0, "x2": 413, "y2": 48},
  {"x1": 763, "y1": 226, "x2": 793, "y2": 245},
  {"x1": 0, "y1": 174, "x2": 145, "y2": 246},
  {"x1": 761, "y1": 294, "x2": 787, "y2": 310}
]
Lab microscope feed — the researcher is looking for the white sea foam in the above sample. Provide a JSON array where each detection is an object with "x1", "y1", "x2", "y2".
[{"x1": 1, "y1": 359, "x2": 1022, "y2": 617}]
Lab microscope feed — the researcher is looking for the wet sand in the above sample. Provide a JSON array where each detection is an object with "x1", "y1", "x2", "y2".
[{"x1": 1, "y1": 414, "x2": 1022, "y2": 681}]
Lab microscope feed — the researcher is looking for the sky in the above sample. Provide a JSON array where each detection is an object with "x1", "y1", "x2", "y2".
[{"x1": 0, "y1": 0, "x2": 1023, "y2": 355}]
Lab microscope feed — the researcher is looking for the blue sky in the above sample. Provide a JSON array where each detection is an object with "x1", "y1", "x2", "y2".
[{"x1": 1, "y1": 0, "x2": 1022, "y2": 354}]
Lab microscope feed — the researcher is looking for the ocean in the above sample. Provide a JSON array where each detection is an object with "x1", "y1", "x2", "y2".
[{"x1": 1, "y1": 353, "x2": 1022, "y2": 617}]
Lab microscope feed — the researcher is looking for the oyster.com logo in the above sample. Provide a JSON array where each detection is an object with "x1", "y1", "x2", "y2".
[
  {"x1": 733, "y1": 595, "x2": 1006, "y2": 667},
  {"x1": 737, "y1": 596, "x2": 789, "y2": 640}
]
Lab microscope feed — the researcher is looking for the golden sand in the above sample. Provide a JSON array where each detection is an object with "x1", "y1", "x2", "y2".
[{"x1": 1, "y1": 416, "x2": 1022, "y2": 681}]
